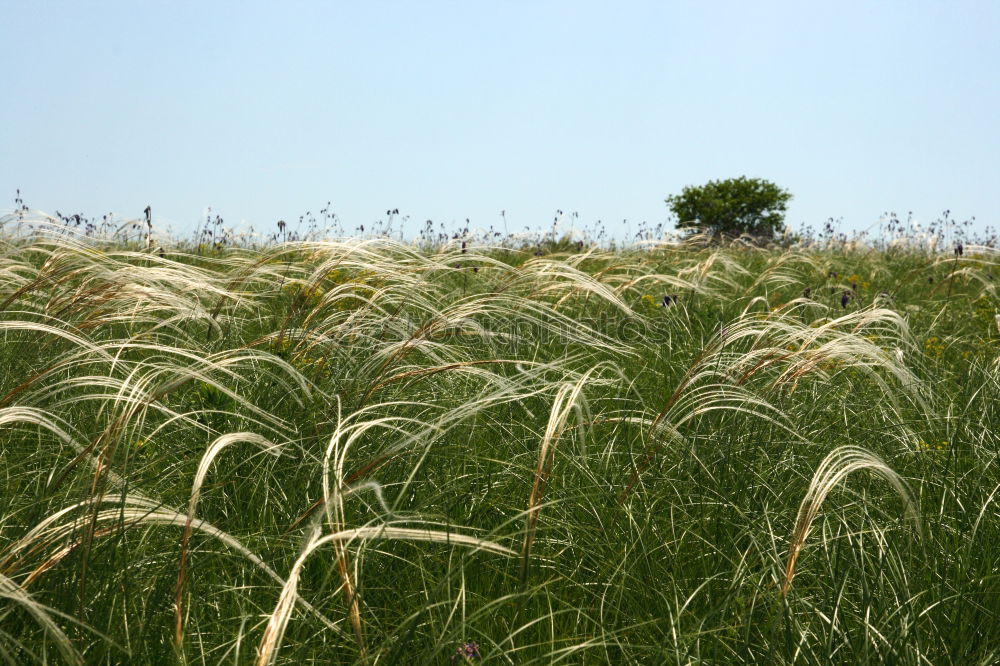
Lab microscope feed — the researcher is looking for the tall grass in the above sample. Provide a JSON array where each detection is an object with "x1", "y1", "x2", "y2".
[{"x1": 0, "y1": 213, "x2": 998, "y2": 663}]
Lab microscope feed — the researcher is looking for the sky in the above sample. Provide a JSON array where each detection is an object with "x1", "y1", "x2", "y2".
[{"x1": 1, "y1": 0, "x2": 998, "y2": 242}]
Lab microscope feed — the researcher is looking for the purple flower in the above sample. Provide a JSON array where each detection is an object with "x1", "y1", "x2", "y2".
[
  {"x1": 451, "y1": 642, "x2": 481, "y2": 662},
  {"x1": 840, "y1": 291, "x2": 849, "y2": 309}
]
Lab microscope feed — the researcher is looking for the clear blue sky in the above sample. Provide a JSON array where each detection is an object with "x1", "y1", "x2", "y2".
[{"x1": 2, "y1": 1, "x2": 998, "y2": 241}]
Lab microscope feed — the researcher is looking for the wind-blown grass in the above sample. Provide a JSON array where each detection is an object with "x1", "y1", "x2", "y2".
[{"x1": 0, "y1": 214, "x2": 998, "y2": 663}]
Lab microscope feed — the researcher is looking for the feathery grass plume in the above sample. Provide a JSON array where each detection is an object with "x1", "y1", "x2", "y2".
[
  {"x1": 311, "y1": 369, "x2": 597, "y2": 655},
  {"x1": 319, "y1": 396, "x2": 474, "y2": 657},
  {"x1": 624, "y1": 302, "x2": 929, "y2": 500},
  {"x1": 744, "y1": 248, "x2": 826, "y2": 296},
  {"x1": 175, "y1": 433, "x2": 284, "y2": 649},
  {"x1": 781, "y1": 445, "x2": 919, "y2": 595},
  {"x1": 619, "y1": 308, "x2": 799, "y2": 500},
  {"x1": 677, "y1": 248, "x2": 750, "y2": 294},
  {"x1": 306, "y1": 359, "x2": 597, "y2": 527},
  {"x1": 623, "y1": 380, "x2": 794, "y2": 501},
  {"x1": 256, "y1": 526, "x2": 514, "y2": 666},
  {"x1": 324, "y1": 399, "x2": 404, "y2": 658},
  {"x1": 1, "y1": 497, "x2": 348, "y2": 641},
  {"x1": 520, "y1": 368, "x2": 596, "y2": 585},
  {"x1": 350, "y1": 290, "x2": 632, "y2": 408},
  {"x1": 614, "y1": 271, "x2": 711, "y2": 304},
  {"x1": 0, "y1": 405, "x2": 161, "y2": 508},
  {"x1": 709, "y1": 303, "x2": 930, "y2": 417},
  {"x1": 0, "y1": 572, "x2": 85, "y2": 665},
  {"x1": 518, "y1": 256, "x2": 634, "y2": 313},
  {"x1": 0, "y1": 318, "x2": 115, "y2": 363}
]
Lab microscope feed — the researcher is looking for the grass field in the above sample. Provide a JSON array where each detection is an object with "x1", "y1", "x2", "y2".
[{"x1": 1, "y1": 215, "x2": 999, "y2": 664}]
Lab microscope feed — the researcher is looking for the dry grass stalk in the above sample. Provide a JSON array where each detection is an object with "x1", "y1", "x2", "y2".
[
  {"x1": 175, "y1": 433, "x2": 283, "y2": 649},
  {"x1": 781, "y1": 445, "x2": 919, "y2": 595},
  {"x1": 256, "y1": 526, "x2": 514, "y2": 666},
  {"x1": 520, "y1": 370, "x2": 594, "y2": 585}
]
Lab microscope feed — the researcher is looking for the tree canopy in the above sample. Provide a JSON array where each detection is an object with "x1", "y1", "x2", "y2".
[{"x1": 666, "y1": 177, "x2": 792, "y2": 238}]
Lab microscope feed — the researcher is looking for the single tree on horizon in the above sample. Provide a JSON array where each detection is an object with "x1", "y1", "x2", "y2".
[{"x1": 667, "y1": 176, "x2": 792, "y2": 238}]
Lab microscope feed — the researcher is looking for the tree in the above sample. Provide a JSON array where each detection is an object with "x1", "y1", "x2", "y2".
[{"x1": 666, "y1": 176, "x2": 792, "y2": 238}]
